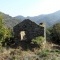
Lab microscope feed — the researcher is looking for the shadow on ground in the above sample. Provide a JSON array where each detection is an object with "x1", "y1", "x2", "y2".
[
  {"x1": 2, "y1": 38, "x2": 40, "y2": 51},
  {"x1": 18, "y1": 41, "x2": 40, "y2": 51}
]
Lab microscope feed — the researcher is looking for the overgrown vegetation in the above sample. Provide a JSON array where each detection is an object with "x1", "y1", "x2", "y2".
[
  {"x1": 37, "y1": 50, "x2": 49, "y2": 57},
  {"x1": 0, "y1": 16, "x2": 60, "y2": 60},
  {"x1": 0, "y1": 17, "x2": 13, "y2": 47},
  {"x1": 47, "y1": 23, "x2": 60, "y2": 44},
  {"x1": 51, "y1": 23, "x2": 60, "y2": 44},
  {"x1": 32, "y1": 36, "x2": 45, "y2": 48}
]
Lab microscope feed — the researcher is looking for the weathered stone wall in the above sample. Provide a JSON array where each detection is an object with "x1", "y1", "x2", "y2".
[
  {"x1": 39, "y1": 22, "x2": 46, "y2": 49},
  {"x1": 13, "y1": 19, "x2": 45, "y2": 42}
]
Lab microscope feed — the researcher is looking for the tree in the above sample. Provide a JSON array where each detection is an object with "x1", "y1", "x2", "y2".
[
  {"x1": 0, "y1": 17, "x2": 13, "y2": 46},
  {"x1": 51, "y1": 23, "x2": 60, "y2": 44},
  {"x1": 0, "y1": 17, "x2": 4, "y2": 42}
]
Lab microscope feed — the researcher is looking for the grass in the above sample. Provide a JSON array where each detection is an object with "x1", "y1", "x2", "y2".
[
  {"x1": 50, "y1": 49, "x2": 60, "y2": 54},
  {"x1": 37, "y1": 49, "x2": 50, "y2": 57},
  {"x1": 0, "y1": 46, "x2": 60, "y2": 60}
]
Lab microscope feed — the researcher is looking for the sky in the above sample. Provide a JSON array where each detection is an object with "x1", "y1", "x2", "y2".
[{"x1": 0, "y1": 0, "x2": 60, "y2": 17}]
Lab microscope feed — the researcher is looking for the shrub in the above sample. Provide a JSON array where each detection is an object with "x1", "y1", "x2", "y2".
[
  {"x1": 50, "y1": 23, "x2": 60, "y2": 44},
  {"x1": 0, "y1": 17, "x2": 14, "y2": 46},
  {"x1": 32, "y1": 36, "x2": 45, "y2": 47}
]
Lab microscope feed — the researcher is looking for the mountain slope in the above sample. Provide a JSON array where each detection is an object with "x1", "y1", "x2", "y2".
[
  {"x1": 0, "y1": 12, "x2": 21, "y2": 29},
  {"x1": 14, "y1": 15, "x2": 25, "y2": 21},
  {"x1": 0, "y1": 10, "x2": 60, "y2": 29},
  {"x1": 15, "y1": 10, "x2": 60, "y2": 27}
]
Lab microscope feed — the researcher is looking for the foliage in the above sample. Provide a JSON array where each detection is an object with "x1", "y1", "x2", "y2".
[
  {"x1": 0, "y1": 17, "x2": 13, "y2": 46},
  {"x1": 50, "y1": 49, "x2": 60, "y2": 54},
  {"x1": 46, "y1": 23, "x2": 60, "y2": 44},
  {"x1": 50, "y1": 23, "x2": 60, "y2": 44},
  {"x1": 0, "y1": 17, "x2": 4, "y2": 42},
  {"x1": 46, "y1": 27, "x2": 52, "y2": 41},
  {"x1": 37, "y1": 50, "x2": 49, "y2": 57},
  {"x1": 32, "y1": 36, "x2": 44, "y2": 47}
]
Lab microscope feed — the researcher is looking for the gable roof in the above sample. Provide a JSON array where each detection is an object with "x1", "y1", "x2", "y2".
[{"x1": 13, "y1": 19, "x2": 41, "y2": 31}]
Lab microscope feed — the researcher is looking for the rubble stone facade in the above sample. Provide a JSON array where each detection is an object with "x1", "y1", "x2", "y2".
[{"x1": 13, "y1": 19, "x2": 46, "y2": 42}]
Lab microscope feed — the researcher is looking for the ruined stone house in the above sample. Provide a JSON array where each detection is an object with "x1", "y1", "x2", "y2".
[{"x1": 13, "y1": 19, "x2": 46, "y2": 42}]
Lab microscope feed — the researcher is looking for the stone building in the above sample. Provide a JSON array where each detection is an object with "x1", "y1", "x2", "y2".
[{"x1": 13, "y1": 19, "x2": 46, "y2": 42}]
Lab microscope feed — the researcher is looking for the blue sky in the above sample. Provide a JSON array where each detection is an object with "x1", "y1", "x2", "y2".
[{"x1": 0, "y1": 0, "x2": 60, "y2": 17}]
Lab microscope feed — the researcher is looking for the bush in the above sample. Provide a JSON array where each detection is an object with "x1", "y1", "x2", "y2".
[
  {"x1": 32, "y1": 36, "x2": 45, "y2": 47},
  {"x1": 50, "y1": 23, "x2": 60, "y2": 44},
  {"x1": 0, "y1": 17, "x2": 14, "y2": 46}
]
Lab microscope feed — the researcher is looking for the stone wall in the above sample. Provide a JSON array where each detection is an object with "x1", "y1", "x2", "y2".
[{"x1": 13, "y1": 19, "x2": 45, "y2": 42}]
